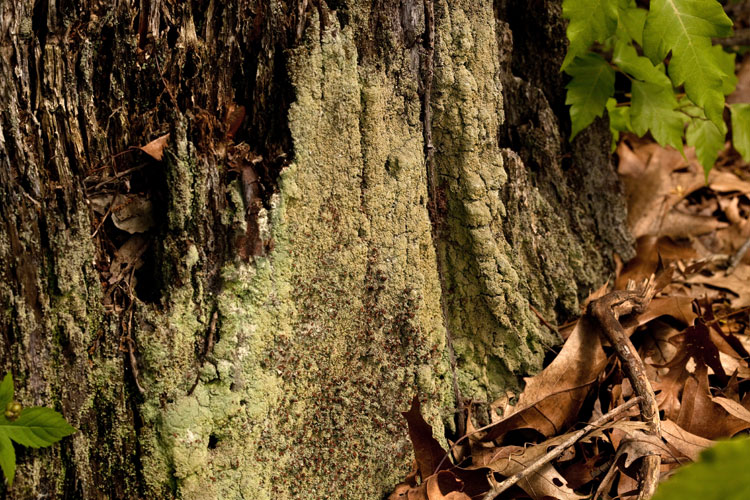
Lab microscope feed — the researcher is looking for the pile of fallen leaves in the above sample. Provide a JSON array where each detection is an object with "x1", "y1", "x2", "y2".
[{"x1": 389, "y1": 58, "x2": 750, "y2": 500}]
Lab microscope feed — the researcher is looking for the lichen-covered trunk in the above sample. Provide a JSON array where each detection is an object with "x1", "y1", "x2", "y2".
[{"x1": 0, "y1": 1, "x2": 632, "y2": 498}]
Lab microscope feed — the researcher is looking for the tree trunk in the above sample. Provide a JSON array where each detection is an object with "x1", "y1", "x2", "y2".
[{"x1": 0, "y1": 0, "x2": 632, "y2": 498}]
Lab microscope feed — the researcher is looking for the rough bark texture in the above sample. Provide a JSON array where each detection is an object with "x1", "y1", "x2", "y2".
[{"x1": 0, "y1": 0, "x2": 632, "y2": 498}]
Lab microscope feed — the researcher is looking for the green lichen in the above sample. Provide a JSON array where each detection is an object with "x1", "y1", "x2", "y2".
[
  {"x1": 135, "y1": 11, "x2": 453, "y2": 499},
  {"x1": 430, "y1": 1, "x2": 557, "y2": 402}
]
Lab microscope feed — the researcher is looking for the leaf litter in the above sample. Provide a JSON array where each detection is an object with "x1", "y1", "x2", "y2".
[{"x1": 391, "y1": 58, "x2": 750, "y2": 499}]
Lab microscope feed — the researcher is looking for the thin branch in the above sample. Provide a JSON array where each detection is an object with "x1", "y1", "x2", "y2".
[
  {"x1": 589, "y1": 278, "x2": 661, "y2": 500},
  {"x1": 481, "y1": 397, "x2": 643, "y2": 500}
]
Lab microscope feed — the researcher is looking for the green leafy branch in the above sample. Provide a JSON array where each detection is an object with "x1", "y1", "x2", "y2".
[
  {"x1": 563, "y1": 0, "x2": 750, "y2": 176},
  {"x1": 0, "y1": 373, "x2": 76, "y2": 487}
]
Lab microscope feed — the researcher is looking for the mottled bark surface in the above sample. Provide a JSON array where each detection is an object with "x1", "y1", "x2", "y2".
[{"x1": 0, "y1": 1, "x2": 631, "y2": 498}]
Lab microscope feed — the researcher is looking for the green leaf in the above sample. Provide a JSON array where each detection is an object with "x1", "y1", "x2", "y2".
[
  {"x1": 617, "y1": 0, "x2": 648, "y2": 46},
  {"x1": 0, "y1": 433, "x2": 15, "y2": 486},
  {"x1": 606, "y1": 98, "x2": 633, "y2": 150},
  {"x1": 731, "y1": 103, "x2": 750, "y2": 162},
  {"x1": 686, "y1": 117, "x2": 726, "y2": 177},
  {"x1": 562, "y1": 0, "x2": 618, "y2": 70},
  {"x1": 642, "y1": 0, "x2": 733, "y2": 126},
  {"x1": 0, "y1": 407, "x2": 76, "y2": 448},
  {"x1": 612, "y1": 40, "x2": 671, "y2": 86},
  {"x1": 630, "y1": 80, "x2": 685, "y2": 151},
  {"x1": 712, "y1": 45, "x2": 738, "y2": 96},
  {"x1": 0, "y1": 374, "x2": 13, "y2": 412},
  {"x1": 653, "y1": 438, "x2": 750, "y2": 500},
  {"x1": 565, "y1": 53, "x2": 616, "y2": 139}
]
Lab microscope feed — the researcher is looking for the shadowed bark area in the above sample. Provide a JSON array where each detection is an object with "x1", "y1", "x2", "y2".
[{"x1": 0, "y1": 0, "x2": 631, "y2": 498}]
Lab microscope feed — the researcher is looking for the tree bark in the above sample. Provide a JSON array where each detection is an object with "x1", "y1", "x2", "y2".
[{"x1": 0, "y1": 0, "x2": 632, "y2": 498}]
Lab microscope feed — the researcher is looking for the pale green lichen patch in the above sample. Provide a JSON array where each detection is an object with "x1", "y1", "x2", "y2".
[
  {"x1": 137, "y1": 12, "x2": 452, "y2": 500},
  {"x1": 431, "y1": 0, "x2": 565, "y2": 402}
]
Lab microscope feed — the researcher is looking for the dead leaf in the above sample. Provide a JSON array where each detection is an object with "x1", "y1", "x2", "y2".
[
  {"x1": 660, "y1": 419, "x2": 715, "y2": 461},
  {"x1": 676, "y1": 367, "x2": 750, "y2": 439},
  {"x1": 139, "y1": 133, "x2": 170, "y2": 161},
  {"x1": 482, "y1": 314, "x2": 607, "y2": 441},
  {"x1": 388, "y1": 471, "x2": 472, "y2": 500},
  {"x1": 616, "y1": 431, "x2": 667, "y2": 469},
  {"x1": 402, "y1": 396, "x2": 450, "y2": 480},
  {"x1": 658, "y1": 211, "x2": 729, "y2": 238},
  {"x1": 111, "y1": 194, "x2": 155, "y2": 233},
  {"x1": 619, "y1": 144, "x2": 705, "y2": 239},
  {"x1": 107, "y1": 235, "x2": 150, "y2": 285},
  {"x1": 709, "y1": 170, "x2": 750, "y2": 194},
  {"x1": 689, "y1": 264, "x2": 750, "y2": 309},
  {"x1": 470, "y1": 435, "x2": 586, "y2": 500},
  {"x1": 89, "y1": 194, "x2": 114, "y2": 215},
  {"x1": 711, "y1": 396, "x2": 750, "y2": 423}
]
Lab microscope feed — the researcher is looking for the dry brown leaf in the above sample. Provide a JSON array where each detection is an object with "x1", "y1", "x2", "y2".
[
  {"x1": 483, "y1": 314, "x2": 607, "y2": 441},
  {"x1": 111, "y1": 194, "x2": 155, "y2": 234},
  {"x1": 626, "y1": 296, "x2": 697, "y2": 333},
  {"x1": 688, "y1": 264, "x2": 750, "y2": 308},
  {"x1": 711, "y1": 396, "x2": 750, "y2": 423},
  {"x1": 470, "y1": 436, "x2": 586, "y2": 500},
  {"x1": 388, "y1": 471, "x2": 472, "y2": 500},
  {"x1": 660, "y1": 419, "x2": 715, "y2": 461},
  {"x1": 89, "y1": 193, "x2": 114, "y2": 215},
  {"x1": 658, "y1": 211, "x2": 729, "y2": 238},
  {"x1": 620, "y1": 144, "x2": 705, "y2": 239},
  {"x1": 709, "y1": 170, "x2": 750, "y2": 194},
  {"x1": 107, "y1": 235, "x2": 150, "y2": 285},
  {"x1": 676, "y1": 367, "x2": 750, "y2": 439},
  {"x1": 616, "y1": 431, "x2": 667, "y2": 469},
  {"x1": 402, "y1": 396, "x2": 450, "y2": 480},
  {"x1": 139, "y1": 133, "x2": 170, "y2": 161},
  {"x1": 616, "y1": 237, "x2": 698, "y2": 290}
]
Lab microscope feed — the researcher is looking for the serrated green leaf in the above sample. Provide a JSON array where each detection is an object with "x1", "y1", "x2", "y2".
[
  {"x1": 0, "y1": 407, "x2": 76, "y2": 448},
  {"x1": 612, "y1": 40, "x2": 671, "y2": 86},
  {"x1": 617, "y1": 0, "x2": 648, "y2": 45},
  {"x1": 606, "y1": 98, "x2": 632, "y2": 150},
  {"x1": 642, "y1": 0, "x2": 733, "y2": 126},
  {"x1": 731, "y1": 103, "x2": 750, "y2": 162},
  {"x1": 562, "y1": 0, "x2": 618, "y2": 69},
  {"x1": 0, "y1": 374, "x2": 13, "y2": 412},
  {"x1": 686, "y1": 117, "x2": 726, "y2": 177},
  {"x1": 0, "y1": 433, "x2": 15, "y2": 486},
  {"x1": 630, "y1": 80, "x2": 684, "y2": 151},
  {"x1": 712, "y1": 45, "x2": 738, "y2": 96},
  {"x1": 565, "y1": 53, "x2": 615, "y2": 139},
  {"x1": 653, "y1": 438, "x2": 750, "y2": 500}
]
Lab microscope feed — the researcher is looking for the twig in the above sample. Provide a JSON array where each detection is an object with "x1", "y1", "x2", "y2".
[
  {"x1": 529, "y1": 304, "x2": 559, "y2": 335},
  {"x1": 589, "y1": 278, "x2": 661, "y2": 500},
  {"x1": 88, "y1": 163, "x2": 147, "y2": 191},
  {"x1": 481, "y1": 397, "x2": 643, "y2": 500}
]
